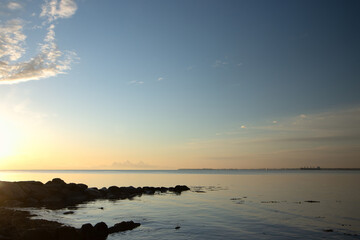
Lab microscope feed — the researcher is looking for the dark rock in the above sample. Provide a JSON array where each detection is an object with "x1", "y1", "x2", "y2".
[
  {"x1": 63, "y1": 211, "x2": 74, "y2": 215},
  {"x1": 77, "y1": 184, "x2": 88, "y2": 191},
  {"x1": 304, "y1": 200, "x2": 320, "y2": 203},
  {"x1": 175, "y1": 226, "x2": 181, "y2": 229},
  {"x1": 85, "y1": 188, "x2": 102, "y2": 198},
  {"x1": 94, "y1": 222, "x2": 108, "y2": 239},
  {"x1": 2, "y1": 200, "x2": 23, "y2": 207},
  {"x1": 173, "y1": 185, "x2": 190, "y2": 192},
  {"x1": 108, "y1": 221, "x2": 140, "y2": 234},
  {"x1": 46, "y1": 178, "x2": 66, "y2": 186},
  {"x1": 0, "y1": 182, "x2": 27, "y2": 200},
  {"x1": 56, "y1": 226, "x2": 79, "y2": 240},
  {"x1": 80, "y1": 223, "x2": 95, "y2": 239},
  {"x1": 323, "y1": 229, "x2": 334, "y2": 232},
  {"x1": 20, "y1": 229, "x2": 54, "y2": 240},
  {"x1": 42, "y1": 195, "x2": 63, "y2": 205},
  {"x1": 65, "y1": 191, "x2": 88, "y2": 205},
  {"x1": 0, "y1": 179, "x2": 189, "y2": 210}
]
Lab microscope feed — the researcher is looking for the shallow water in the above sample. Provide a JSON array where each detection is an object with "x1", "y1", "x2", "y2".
[{"x1": 1, "y1": 170, "x2": 360, "y2": 239}]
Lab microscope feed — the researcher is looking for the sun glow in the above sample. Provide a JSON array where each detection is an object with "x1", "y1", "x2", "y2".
[{"x1": 0, "y1": 119, "x2": 19, "y2": 158}]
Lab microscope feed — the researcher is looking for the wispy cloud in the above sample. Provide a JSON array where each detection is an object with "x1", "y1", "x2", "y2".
[
  {"x1": 40, "y1": 0, "x2": 77, "y2": 22},
  {"x1": 7, "y1": 2, "x2": 22, "y2": 10},
  {"x1": 0, "y1": 0, "x2": 77, "y2": 84},
  {"x1": 128, "y1": 80, "x2": 144, "y2": 85},
  {"x1": 157, "y1": 77, "x2": 164, "y2": 81},
  {"x1": 110, "y1": 160, "x2": 155, "y2": 169},
  {"x1": 213, "y1": 60, "x2": 228, "y2": 68}
]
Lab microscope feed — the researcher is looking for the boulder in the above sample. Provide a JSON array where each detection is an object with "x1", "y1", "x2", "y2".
[
  {"x1": 56, "y1": 226, "x2": 79, "y2": 240},
  {"x1": 94, "y1": 222, "x2": 108, "y2": 239},
  {"x1": 108, "y1": 221, "x2": 140, "y2": 234},
  {"x1": 19, "y1": 229, "x2": 54, "y2": 240},
  {"x1": 80, "y1": 223, "x2": 95, "y2": 240},
  {"x1": 0, "y1": 182, "x2": 27, "y2": 201},
  {"x1": 46, "y1": 178, "x2": 66, "y2": 186},
  {"x1": 85, "y1": 188, "x2": 102, "y2": 198}
]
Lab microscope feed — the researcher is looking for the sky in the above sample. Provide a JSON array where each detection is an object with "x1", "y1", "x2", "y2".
[{"x1": 0, "y1": 0, "x2": 359, "y2": 170}]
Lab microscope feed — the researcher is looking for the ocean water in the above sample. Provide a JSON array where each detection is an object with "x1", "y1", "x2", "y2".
[{"x1": 1, "y1": 170, "x2": 360, "y2": 239}]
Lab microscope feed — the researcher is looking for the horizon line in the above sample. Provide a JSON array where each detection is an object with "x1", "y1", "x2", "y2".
[{"x1": 1, "y1": 168, "x2": 360, "y2": 171}]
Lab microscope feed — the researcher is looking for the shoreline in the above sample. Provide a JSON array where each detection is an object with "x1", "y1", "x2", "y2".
[{"x1": 0, "y1": 178, "x2": 190, "y2": 240}]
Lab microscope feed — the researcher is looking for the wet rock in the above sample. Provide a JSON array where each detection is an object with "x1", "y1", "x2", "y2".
[
  {"x1": 63, "y1": 211, "x2": 74, "y2": 215},
  {"x1": 108, "y1": 221, "x2": 141, "y2": 234},
  {"x1": 173, "y1": 185, "x2": 190, "y2": 192}
]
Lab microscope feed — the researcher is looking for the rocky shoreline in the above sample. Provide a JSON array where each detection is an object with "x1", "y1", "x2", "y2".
[{"x1": 0, "y1": 178, "x2": 190, "y2": 240}]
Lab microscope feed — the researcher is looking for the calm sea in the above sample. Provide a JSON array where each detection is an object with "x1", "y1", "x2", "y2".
[{"x1": 1, "y1": 170, "x2": 360, "y2": 239}]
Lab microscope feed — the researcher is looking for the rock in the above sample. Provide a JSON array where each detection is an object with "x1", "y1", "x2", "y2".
[
  {"x1": 42, "y1": 195, "x2": 63, "y2": 205},
  {"x1": 80, "y1": 223, "x2": 95, "y2": 240},
  {"x1": 2, "y1": 200, "x2": 23, "y2": 207},
  {"x1": 21, "y1": 183, "x2": 50, "y2": 201},
  {"x1": 173, "y1": 185, "x2": 190, "y2": 192},
  {"x1": 85, "y1": 188, "x2": 102, "y2": 198},
  {"x1": 94, "y1": 222, "x2": 108, "y2": 239},
  {"x1": 63, "y1": 211, "x2": 74, "y2": 215},
  {"x1": 0, "y1": 234, "x2": 12, "y2": 240},
  {"x1": 108, "y1": 221, "x2": 141, "y2": 234},
  {"x1": 77, "y1": 184, "x2": 88, "y2": 191},
  {"x1": 20, "y1": 229, "x2": 54, "y2": 240},
  {"x1": 175, "y1": 226, "x2": 181, "y2": 229},
  {"x1": 0, "y1": 179, "x2": 190, "y2": 210},
  {"x1": 0, "y1": 182, "x2": 27, "y2": 201},
  {"x1": 65, "y1": 191, "x2": 88, "y2": 205},
  {"x1": 56, "y1": 226, "x2": 79, "y2": 240},
  {"x1": 46, "y1": 178, "x2": 66, "y2": 186}
]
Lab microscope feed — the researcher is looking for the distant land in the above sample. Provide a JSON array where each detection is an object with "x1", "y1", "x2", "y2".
[{"x1": 177, "y1": 168, "x2": 360, "y2": 171}]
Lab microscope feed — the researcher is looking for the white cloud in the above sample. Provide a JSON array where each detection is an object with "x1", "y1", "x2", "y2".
[
  {"x1": 213, "y1": 60, "x2": 228, "y2": 68},
  {"x1": 0, "y1": 0, "x2": 77, "y2": 84},
  {"x1": 157, "y1": 77, "x2": 163, "y2": 81},
  {"x1": 0, "y1": 19, "x2": 26, "y2": 62},
  {"x1": 272, "y1": 121, "x2": 277, "y2": 124},
  {"x1": 128, "y1": 80, "x2": 144, "y2": 85},
  {"x1": 40, "y1": 0, "x2": 77, "y2": 22},
  {"x1": 241, "y1": 125, "x2": 246, "y2": 129},
  {"x1": 7, "y1": 2, "x2": 22, "y2": 10}
]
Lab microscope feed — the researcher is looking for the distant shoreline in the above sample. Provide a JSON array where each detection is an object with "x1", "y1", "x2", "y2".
[{"x1": 178, "y1": 168, "x2": 360, "y2": 171}]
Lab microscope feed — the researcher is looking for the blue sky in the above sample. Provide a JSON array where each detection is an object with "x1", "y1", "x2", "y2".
[{"x1": 0, "y1": 0, "x2": 359, "y2": 169}]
